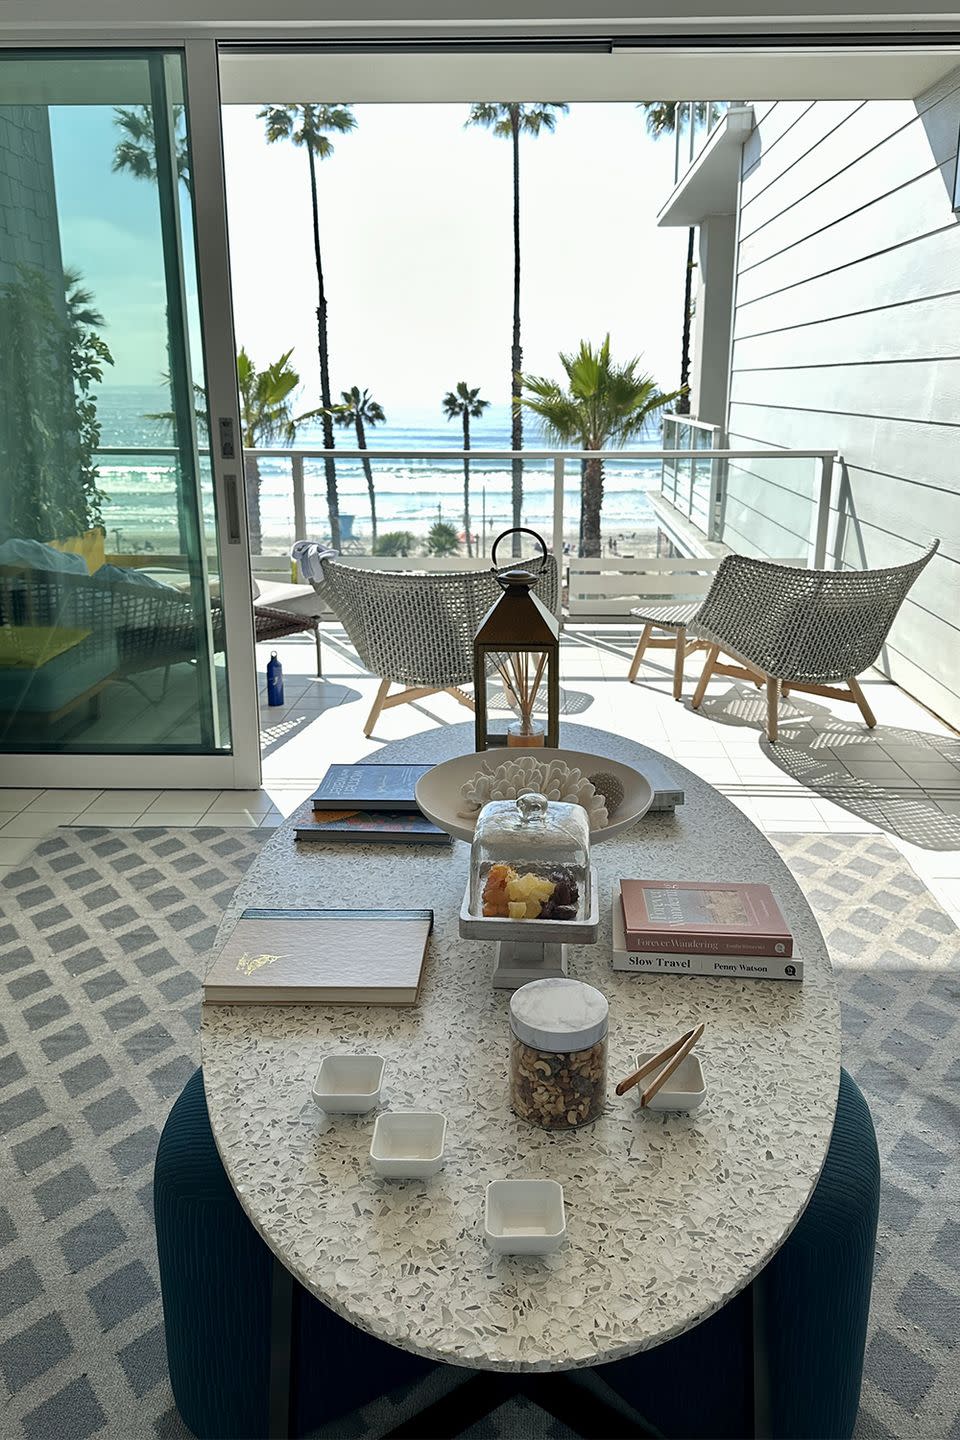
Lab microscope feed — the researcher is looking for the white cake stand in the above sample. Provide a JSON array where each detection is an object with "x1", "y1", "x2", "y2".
[{"x1": 458, "y1": 867, "x2": 600, "y2": 989}]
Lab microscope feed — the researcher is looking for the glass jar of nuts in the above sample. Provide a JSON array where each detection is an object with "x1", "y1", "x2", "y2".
[{"x1": 509, "y1": 977, "x2": 608, "y2": 1129}]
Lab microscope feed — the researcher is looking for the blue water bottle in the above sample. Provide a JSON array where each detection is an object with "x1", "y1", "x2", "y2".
[{"x1": 266, "y1": 650, "x2": 284, "y2": 707}]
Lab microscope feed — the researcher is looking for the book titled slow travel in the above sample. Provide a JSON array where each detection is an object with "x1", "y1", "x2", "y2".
[
  {"x1": 310, "y1": 764, "x2": 433, "y2": 813},
  {"x1": 619, "y1": 879, "x2": 793, "y2": 958},
  {"x1": 203, "y1": 907, "x2": 434, "y2": 1005},
  {"x1": 611, "y1": 898, "x2": 802, "y2": 982},
  {"x1": 293, "y1": 801, "x2": 450, "y2": 846}
]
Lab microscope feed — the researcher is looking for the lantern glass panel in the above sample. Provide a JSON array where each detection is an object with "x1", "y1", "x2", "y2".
[{"x1": 480, "y1": 647, "x2": 553, "y2": 747}]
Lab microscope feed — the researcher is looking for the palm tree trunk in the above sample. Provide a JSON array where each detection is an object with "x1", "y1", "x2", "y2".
[
  {"x1": 244, "y1": 451, "x2": 263, "y2": 557},
  {"x1": 356, "y1": 414, "x2": 376, "y2": 546},
  {"x1": 462, "y1": 410, "x2": 473, "y2": 558},
  {"x1": 581, "y1": 457, "x2": 604, "y2": 558},
  {"x1": 510, "y1": 108, "x2": 523, "y2": 557},
  {"x1": 677, "y1": 226, "x2": 695, "y2": 415},
  {"x1": 307, "y1": 147, "x2": 341, "y2": 550}
]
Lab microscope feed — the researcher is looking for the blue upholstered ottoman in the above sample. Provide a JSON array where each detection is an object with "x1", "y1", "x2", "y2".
[
  {"x1": 599, "y1": 1067, "x2": 880, "y2": 1439},
  {"x1": 155, "y1": 1066, "x2": 877, "y2": 1440},
  {"x1": 154, "y1": 1069, "x2": 435, "y2": 1439}
]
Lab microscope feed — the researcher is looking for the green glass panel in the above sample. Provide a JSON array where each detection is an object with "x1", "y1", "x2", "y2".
[{"x1": 0, "y1": 49, "x2": 231, "y2": 754}]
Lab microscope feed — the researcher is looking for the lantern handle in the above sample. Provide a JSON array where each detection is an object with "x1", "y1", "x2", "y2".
[{"x1": 490, "y1": 528, "x2": 548, "y2": 582}]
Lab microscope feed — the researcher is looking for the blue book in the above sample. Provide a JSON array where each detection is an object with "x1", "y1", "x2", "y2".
[
  {"x1": 294, "y1": 801, "x2": 450, "y2": 846},
  {"x1": 310, "y1": 764, "x2": 433, "y2": 813}
]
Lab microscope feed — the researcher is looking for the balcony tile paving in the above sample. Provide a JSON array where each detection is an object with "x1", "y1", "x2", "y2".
[{"x1": 0, "y1": 627, "x2": 957, "y2": 915}]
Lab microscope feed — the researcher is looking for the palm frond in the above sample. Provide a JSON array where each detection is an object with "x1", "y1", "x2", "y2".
[
  {"x1": 259, "y1": 102, "x2": 357, "y2": 157},
  {"x1": 521, "y1": 337, "x2": 681, "y2": 450},
  {"x1": 465, "y1": 101, "x2": 567, "y2": 139},
  {"x1": 236, "y1": 345, "x2": 314, "y2": 447},
  {"x1": 442, "y1": 381, "x2": 489, "y2": 421}
]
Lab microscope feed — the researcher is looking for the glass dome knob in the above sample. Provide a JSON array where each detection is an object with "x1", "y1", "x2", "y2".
[{"x1": 516, "y1": 792, "x2": 548, "y2": 823}]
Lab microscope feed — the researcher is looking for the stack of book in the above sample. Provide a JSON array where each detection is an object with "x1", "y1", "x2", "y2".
[
  {"x1": 613, "y1": 879, "x2": 801, "y2": 982},
  {"x1": 293, "y1": 763, "x2": 451, "y2": 846}
]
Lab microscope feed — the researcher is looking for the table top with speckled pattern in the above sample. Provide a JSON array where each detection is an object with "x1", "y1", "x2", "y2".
[{"x1": 201, "y1": 723, "x2": 839, "y2": 1372}]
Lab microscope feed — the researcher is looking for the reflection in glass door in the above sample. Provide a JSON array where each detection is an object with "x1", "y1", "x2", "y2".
[{"x1": 0, "y1": 49, "x2": 232, "y2": 759}]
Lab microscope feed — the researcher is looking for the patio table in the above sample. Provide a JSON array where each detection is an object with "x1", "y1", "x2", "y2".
[{"x1": 200, "y1": 722, "x2": 840, "y2": 1435}]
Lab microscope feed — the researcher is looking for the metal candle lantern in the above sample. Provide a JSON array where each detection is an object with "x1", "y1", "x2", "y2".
[{"x1": 474, "y1": 529, "x2": 560, "y2": 751}]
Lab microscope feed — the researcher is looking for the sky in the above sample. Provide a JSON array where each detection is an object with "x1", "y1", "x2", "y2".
[
  {"x1": 47, "y1": 99, "x2": 687, "y2": 420},
  {"x1": 222, "y1": 103, "x2": 687, "y2": 416}
]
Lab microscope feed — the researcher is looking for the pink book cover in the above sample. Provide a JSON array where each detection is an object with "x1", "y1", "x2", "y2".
[{"x1": 619, "y1": 880, "x2": 793, "y2": 957}]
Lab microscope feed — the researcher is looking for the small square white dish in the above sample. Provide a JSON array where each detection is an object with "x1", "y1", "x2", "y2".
[
  {"x1": 312, "y1": 1054, "x2": 385, "y2": 1113},
  {"x1": 370, "y1": 1111, "x2": 446, "y2": 1177},
  {"x1": 635, "y1": 1051, "x2": 707, "y2": 1112},
  {"x1": 484, "y1": 1180, "x2": 566, "y2": 1254}
]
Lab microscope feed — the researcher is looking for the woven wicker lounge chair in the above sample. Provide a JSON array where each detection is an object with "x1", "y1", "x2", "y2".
[
  {"x1": 317, "y1": 556, "x2": 560, "y2": 737},
  {"x1": 689, "y1": 544, "x2": 939, "y2": 742}
]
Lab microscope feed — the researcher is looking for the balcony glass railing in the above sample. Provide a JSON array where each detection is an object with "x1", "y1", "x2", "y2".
[
  {"x1": 93, "y1": 440, "x2": 841, "y2": 601},
  {"x1": 660, "y1": 415, "x2": 723, "y2": 537},
  {"x1": 673, "y1": 101, "x2": 730, "y2": 184}
]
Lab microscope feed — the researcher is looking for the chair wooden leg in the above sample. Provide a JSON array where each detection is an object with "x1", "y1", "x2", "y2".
[
  {"x1": 766, "y1": 677, "x2": 780, "y2": 744},
  {"x1": 672, "y1": 626, "x2": 686, "y2": 701},
  {"x1": 628, "y1": 624, "x2": 653, "y2": 683},
  {"x1": 445, "y1": 687, "x2": 475, "y2": 712},
  {"x1": 847, "y1": 676, "x2": 877, "y2": 728},
  {"x1": 363, "y1": 677, "x2": 391, "y2": 738},
  {"x1": 692, "y1": 645, "x2": 719, "y2": 710}
]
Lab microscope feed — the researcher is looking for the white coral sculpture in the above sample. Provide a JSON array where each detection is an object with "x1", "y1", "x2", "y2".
[{"x1": 458, "y1": 756, "x2": 609, "y2": 828}]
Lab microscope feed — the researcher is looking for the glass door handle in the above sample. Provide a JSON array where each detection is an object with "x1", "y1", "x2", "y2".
[{"x1": 223, "y1": 473, "x2": 242, "y2": 544}]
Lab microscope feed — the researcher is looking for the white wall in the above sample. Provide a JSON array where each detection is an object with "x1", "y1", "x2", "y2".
[
  {"x1": 3, "y1": 0, "x2": 960, "y2": 33},
  {"x1": 724, "y1": 78, "x2": 960, "y2": 728}
]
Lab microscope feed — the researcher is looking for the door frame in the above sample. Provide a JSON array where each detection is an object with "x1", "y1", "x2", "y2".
[{"x1": 0, "y1": 38, "x2": 261, "y2": 790}]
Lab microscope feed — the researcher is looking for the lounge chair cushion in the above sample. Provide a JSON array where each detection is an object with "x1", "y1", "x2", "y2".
[{"x1": 0, "y1": 633, "x2": 117, "y2": 712}]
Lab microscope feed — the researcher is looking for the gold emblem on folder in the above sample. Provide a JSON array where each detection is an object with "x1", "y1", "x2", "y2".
[{"x1": 235, "y1": 951, "x2": 283, "y2": 976}]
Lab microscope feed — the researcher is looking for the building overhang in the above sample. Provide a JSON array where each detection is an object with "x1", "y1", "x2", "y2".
[{"x1": 657, "y1": 105, "x2": 755, "y2": 227}]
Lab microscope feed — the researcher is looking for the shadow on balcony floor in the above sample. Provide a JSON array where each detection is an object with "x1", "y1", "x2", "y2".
[{"x1": 691, "y1": 685, "x2": 960, "y2": 851}]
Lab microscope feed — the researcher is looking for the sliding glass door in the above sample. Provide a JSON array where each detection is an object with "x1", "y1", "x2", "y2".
[{"x1": 0, "y1": 46, "x2": 258, "y2": 785}]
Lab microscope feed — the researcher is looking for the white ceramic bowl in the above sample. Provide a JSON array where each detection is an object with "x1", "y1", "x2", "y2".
[
  {"x1": 370, "y1": 1111, "x2": 446, "y2": 1178},
  {"x1": 312, "y1": 1054, "x2": 385, "y2": 1114},
  {"x1": 415, "y1": 748, "x2": 653, "y2": 845},
  {"x1": 484, "y1": 1180, "x2": 566, "y2": 1254},
  {"x1": 635, "y1": 1051, "x2": 707, "y2": 1112}
]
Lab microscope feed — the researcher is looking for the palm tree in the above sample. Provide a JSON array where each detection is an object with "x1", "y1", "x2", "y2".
[
  {"x1": 641, "y1": 102, "x2": 723, "y2": 414},
  {"x1": 465, "y1": 102, "x2": 567, "y2": 553},
  {"x1": 112, "y1": 105, "x2": 191, "y2": 192},
  {"x1": 442, "y1": 381, "x2": 489, "y2": 558},
  {"x1": 427, "y1": 521, "x2": 460, "y2": 556},
  {"x1": 236, "y1": 347, "x2": 319, "y2": 555},
  {"x1": 259, "y1": 104, "x2": 356, "y2": 551},
  {"x1": 63, "y1": 268, "x2": 107, "y2": 332},
  {"x1": 330, "y1": 386, "x2": 385, "y2": 547},
  {"x1": 521, "y1": 336, "x2": 683, "y2": 558}
]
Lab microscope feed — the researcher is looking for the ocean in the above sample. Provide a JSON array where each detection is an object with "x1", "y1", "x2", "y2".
[{"x1": 93, "y1": 386, "x2": 662, "y2": 553}]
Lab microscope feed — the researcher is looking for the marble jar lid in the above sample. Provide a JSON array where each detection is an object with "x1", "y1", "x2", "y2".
[{"x1": 510, "y1": 977, "x2": 609, "y2": 1052}]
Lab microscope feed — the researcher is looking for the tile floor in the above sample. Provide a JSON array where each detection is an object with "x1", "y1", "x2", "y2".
[{"x1": 1, "y1": 624, "x2": 959, "y2": 924}]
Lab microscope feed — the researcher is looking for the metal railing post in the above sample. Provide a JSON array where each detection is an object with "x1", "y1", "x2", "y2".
[
  {"x1": 811, "y1": 454, "x2": 834, "y2": 569},
  {"x1": 707, "y1": 451, "x2": 722, "y2": 541},
  {"x1": 552, "y1": 457, "x2": 565, "y2": 563},
  {"x1": 292, "y1": 453, "x2": 307, "y2": 547}
]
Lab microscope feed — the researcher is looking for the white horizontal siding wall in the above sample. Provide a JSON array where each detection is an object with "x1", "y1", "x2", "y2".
[{"x1": 726, "y1": 72, "x2": 960, "y2": 729}]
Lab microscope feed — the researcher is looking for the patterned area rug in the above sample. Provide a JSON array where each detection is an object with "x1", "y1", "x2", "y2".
[{"x1": 0, "y1": 825, "x2": 957, "y2": 1440}]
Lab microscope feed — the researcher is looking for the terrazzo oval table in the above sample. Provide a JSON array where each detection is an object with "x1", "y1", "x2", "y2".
[{"x1": 201, "y1": 723, "x2": 840, "y2": 1390}]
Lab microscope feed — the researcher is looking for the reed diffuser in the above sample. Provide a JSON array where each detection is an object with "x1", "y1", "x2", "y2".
[{"x1": 492, "y1": 650, "x2": 547, "y2": 746}]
